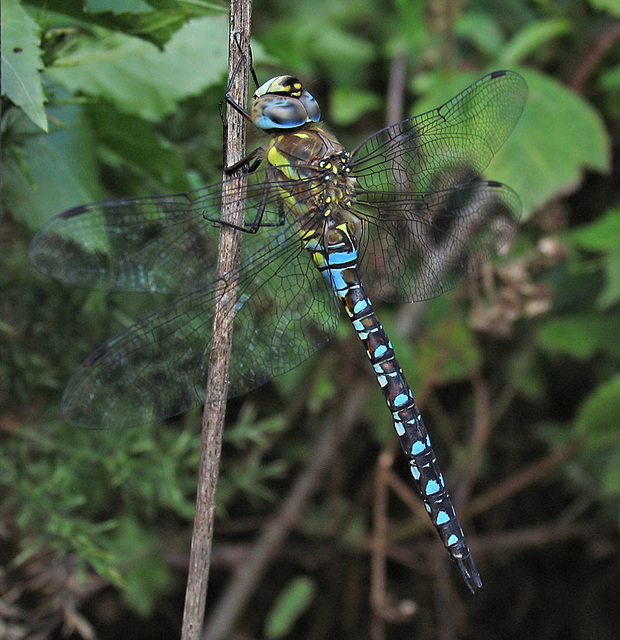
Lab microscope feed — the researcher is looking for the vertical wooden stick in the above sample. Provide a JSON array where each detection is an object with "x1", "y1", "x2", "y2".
[{"x1": 181, "y1": 2, "x2": 252, "y2": 638}]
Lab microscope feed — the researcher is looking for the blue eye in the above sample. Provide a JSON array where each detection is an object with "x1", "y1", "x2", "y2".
[{"x1": 252, "y1": 91, "x2": 321, "y2": 130}]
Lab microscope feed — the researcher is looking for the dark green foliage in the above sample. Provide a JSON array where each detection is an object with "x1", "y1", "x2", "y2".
[{"x1": 2, "y1": 0, "x2": 620, "y2": 638}]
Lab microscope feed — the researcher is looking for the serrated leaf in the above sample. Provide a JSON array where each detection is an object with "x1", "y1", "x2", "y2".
[
  {"x1": 265, "y1": 576, "x2": 316, "y2": 639},
  {"x1": 26, "y1": 0, "x2": 226, "y2": 47},
  {"x1": 46, "y1": 14, "x2": 229, "y2": 121},
  {"x1": 574, "y1": 375, "x2": 620, "y2": 442},
  {"x1": 1, "y1": 0, "x2": 48, "y2": 131},
  {"x1": 413, "y1": 69, "x2": 609, "y2": 218},
  {"x1": 490, "y1": 69, "x2": 610, "y2": 218}
]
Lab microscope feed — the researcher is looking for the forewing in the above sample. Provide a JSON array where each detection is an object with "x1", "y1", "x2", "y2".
[
  {"x1": 351, "y1": 70, "x2": 527, "y2": 193},
  {"x1": 350, "y1": 70, "x2": 527, "y2": 301},
  {"x1": 29, "y1": 168, "x2": 293, "y2": 295}
]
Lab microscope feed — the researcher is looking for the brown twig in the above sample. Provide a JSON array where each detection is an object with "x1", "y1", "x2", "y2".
[
  {"x1": 370, "y1": 449, "x2": 390, "y2": 640},
  {"x1": 453, "y1": 372, "x2": 491, "y2": 508},
  {"x1": 474, "y1": 521, "x2": 597, "y2": 553},
  {"x1": 180, "y1": 2, "x2": 252, "y2": 638},
  {"x1": 385, "y1": 50, "x2": 407, "y2": 127},
  {"x1": 568, "y1": 20, "x2": 620, "y2": 93},
  {"x1": 468, "y1": 435, "x2": 585, "y2": 517},
  {"x1": 202, "y1": 382, "x2": 371, "y2": 640}
]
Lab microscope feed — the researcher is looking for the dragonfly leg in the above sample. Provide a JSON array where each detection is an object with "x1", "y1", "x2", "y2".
[
  {"x1": 221, "y1": 32, "x2": 259, "y2": 123},
  {"x1": 224, "y1": 147, "x2": 263, "y2": 174},
  {"x1": 219, "y1": 33, "x2": 257, "y2": 167},
  {"x1": 203, "y1": 180, "x2": 286, "y2": 234}
]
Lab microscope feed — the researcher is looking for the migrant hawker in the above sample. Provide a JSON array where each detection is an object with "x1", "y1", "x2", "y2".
[{"x1": 30, "y1": 69, "x2": 527, "y2": 592}]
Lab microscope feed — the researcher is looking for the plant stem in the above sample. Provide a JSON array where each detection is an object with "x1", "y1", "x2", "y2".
[{"x1": 180, "y1": 2, "x2": 252, "y2": 638}]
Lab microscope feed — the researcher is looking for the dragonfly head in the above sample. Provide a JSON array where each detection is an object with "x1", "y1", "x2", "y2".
[{"x1": 252, "y1": 75, "x2": 321, "y2": 130}]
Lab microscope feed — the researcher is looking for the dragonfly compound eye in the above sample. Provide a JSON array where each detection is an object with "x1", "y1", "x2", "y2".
[
  {"x1": 252, "y1": 76, "x2": 321, "y2": 130},
  {"x1": 254, "y1": 75, "x2": 301, "y2": 98}
]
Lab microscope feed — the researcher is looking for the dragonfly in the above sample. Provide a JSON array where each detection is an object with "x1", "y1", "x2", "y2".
[{"x1": 30, "y1": 68, "x2": 527, "y2": 593}]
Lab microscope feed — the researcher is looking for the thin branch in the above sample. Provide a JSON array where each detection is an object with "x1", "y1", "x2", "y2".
[
  {"x1": 370, "y1": 449, "x2": 390, "y2": 640},
  {"x1": 452, "y1": 372, "x2": 491, "y2": 508},
  {"x1": 202, "y1": 382, "x2": 371, "y2": 640},
  {"x1": 568, "y1": 20, "x2": 620, "y2": 92},
  {"x1": 468, "y1": 435, "x2": 585, "y2": 517},
  {"x1": 181, "y1": 2, "x2": 252, "y2": 638}
]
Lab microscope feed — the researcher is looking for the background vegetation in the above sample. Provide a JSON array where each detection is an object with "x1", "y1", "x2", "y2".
[{"x1": 2, "y1": 0, "x2": 620, "y2": 638}]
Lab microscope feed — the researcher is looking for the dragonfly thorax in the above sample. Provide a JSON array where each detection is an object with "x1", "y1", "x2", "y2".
[
  {"x1": 317, "y1": 153, "x2": 357, "y2": 213},
  {"x1": 252, "y1": 75, "x2": 321, "y2": 130}
]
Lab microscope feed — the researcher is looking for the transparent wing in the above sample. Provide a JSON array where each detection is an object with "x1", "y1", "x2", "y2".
[
  {"x1": 351, "y1": 70, "x2": 527, "y2": 301},
  {"x1": 29, "y1": 167, "x2": 320, "y2": 295},
  {"x1": 60, "y1": 207, "x2": 340, "y2": 429},
  {"x1": 355, "y1": 179, "x2": 521, "y2": 301}
]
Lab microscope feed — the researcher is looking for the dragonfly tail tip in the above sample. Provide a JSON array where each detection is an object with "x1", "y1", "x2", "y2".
[{"x1": 456, "y1": 556, "x2": 483, "y2": 594}]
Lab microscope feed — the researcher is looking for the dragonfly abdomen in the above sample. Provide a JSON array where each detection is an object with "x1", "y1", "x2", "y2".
[
  {"x1": 346, "y1": 275, "x2": 481, "y2": 591},
  {"x1": 307, "y1": 218, "x2": 481, "y2": 592}
]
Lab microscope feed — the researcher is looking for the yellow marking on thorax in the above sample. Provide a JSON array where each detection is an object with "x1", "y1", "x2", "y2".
[
  {"x1": 300, "y1": 227, "x2": 318, "y2": 242},
  {"x1": 311, "y1": 252, "x2": 326, "y2": 268},
  {"x1": 335, "y1": 221, "x2": 354, "y2": 240},
  {"x1": 266, "y1": 141, "x2": 287, "y2": 167}
]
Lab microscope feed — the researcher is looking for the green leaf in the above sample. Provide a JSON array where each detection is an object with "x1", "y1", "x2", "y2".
[
  {"x1": 1, "y1": 0, "x2": 48, "y2": 131},
  {"x1": 568, "y1": 208, "x2": 620, "y2": 252},
  {"x1": 567, "y1": 209, "x2": 620, "y2": 307},
  {"x1": 26, "y1": 0, "x2": 227, "y2": 47},
  {"x1": 600, "y1": 248, "x2": 620, "y2": 308},
  {"x1": 588, "y1": 0, "x2": 620, "y2": 18},
  {"x1": 141, "y1": 0, "x2": 226, "y2": 12},
  {"x1": 417, "y1": 299, "x2": 481, "y2": 383},
  {"x1": 574, "y1": 375, "x2": 620, "y2": 442},
  {"x1": 87, "y1": 0, "x2": 152, "y2": 11},
  {"x1": 456, "y1": 12, "x2": 505, "y2": 57},
  {"x1": 508, "y1": 348, "x2": 545, "y2": 401},
  {"x1": 1, "y1": 100, "x2": 104, "y2": 229},
  {"x1": 265, "y1": 576, "x2": 316, "y2": 639},
  {"x1": 499, "y1": 19, "x2": 572, "y2": 66},
  {"x1": 415, "y1": 68, "x2": 610, "y2": 218},
  {"x1": 536, "y1": 314, "x2": 620, "y2": 360},
  {"x1": 88, "y1": 103, "x2": 191, "y2": 193},
  {"x1": 308, "y1": 24, "x2": 375, "y2": 82},
  {"x1": 389, "y1": 0, "x2": 427, "y2": 56},
  {"x1": 46, "y1": 14, "x2": 229, "y2": 121},
  {"x1": 330, "y1": 87, "x2": 380, "y2": 125},
  {"x1": 600, "y1": 64, "x2": 620, "y2": 92},
  {"x1": 489, "y1": 69, "x2": 610, "y2": 218},
  {"x1": 601, "y1": 445, "x2": 620, "y2": 498},
  {"x1": 112, "y1": 516, "x2": 170, "y2": 616}
]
